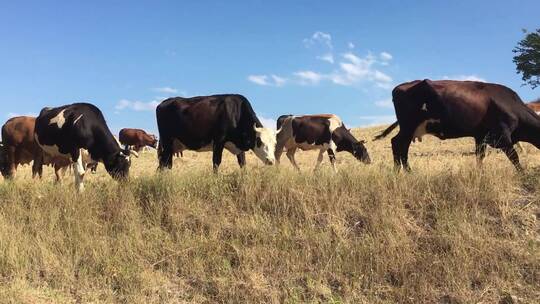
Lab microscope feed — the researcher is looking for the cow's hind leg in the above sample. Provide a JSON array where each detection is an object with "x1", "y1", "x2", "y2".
[
  {"x1": 503, "y1": 145, "x2": 523, "y2": 172},
  {"x1": 391, "y1": 131, "x2": 413, "y2": 172}
]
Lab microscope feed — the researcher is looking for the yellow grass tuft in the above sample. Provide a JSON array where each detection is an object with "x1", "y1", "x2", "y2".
[{"x1": 0, "y1": 125, "x2": 538, "y2": 303}]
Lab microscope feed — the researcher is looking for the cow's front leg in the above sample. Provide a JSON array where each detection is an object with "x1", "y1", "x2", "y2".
[
  {"x1": 286, "y1": 147, "x2": 300, "y2": 171},
  {"x1": 72, "y1": 150, "x2": 85, "y2": 192},
  {"x1": 237, "y1": 152, "x2": 246, "y2": 169},
  {"x1": 327, "y1": 148, "x2": 338, "y2": 173},
  {"x1": 212, "y1": 142, "x2": 225, "y2": 173}
]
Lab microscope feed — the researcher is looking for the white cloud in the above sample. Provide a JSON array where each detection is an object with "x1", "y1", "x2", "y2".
[
  {"x1": 330, "y1": 52, "x2": 393, "y2": 87},
  {"x1": 248, "y1": 74, "x2": 287, "y2": 87},
  {"x1": 358, "y1": 115, "x2": 396, "y2": 126},
  {"x1": 152, "y1": 87, "x2": 178, "y2": 94},
  {"x1": 380, "y1": 52, "x2": 393, "y2": 61},
  {"x1": 348, "y1": 42, "x2": 355, "y2": 49},
  {"x1": 374, "y1": 99, "x2": 393, "y2": 108},
  {"x1": 442, "y1": 75, "x2": 486, "y2": 82},
  {"x1": 304, "y1": 31, "x2": 333, "y2": 49},
  {"x1": 248, "y1": 75, "x2": 270, "y2": 86},
  {"x1": 317, "y1": 53, "x2": 334, "y2": 64},
  {"x1": 7, "y1": 112, "x2": 37, "y2": 118},
  {"x1": 294, "y1": 70, "x2": 324, "y2": 85},
  {"x1": 115, "y1": 99, "x2": 160, "y2": 112}
]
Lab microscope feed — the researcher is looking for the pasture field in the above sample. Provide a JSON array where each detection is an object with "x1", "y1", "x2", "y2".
[{"x1": 0, "y1": 126, "x2": 538, "y2": 303}]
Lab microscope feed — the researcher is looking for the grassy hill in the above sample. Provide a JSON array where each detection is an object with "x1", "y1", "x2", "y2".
[{"x1": 0, "y1": 126, "x2": 538, "y2": 303}]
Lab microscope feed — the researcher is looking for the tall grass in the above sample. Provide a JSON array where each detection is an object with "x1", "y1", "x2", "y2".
[{"x1": 0, "y1": 126, "x2": 538, "y2": 303}]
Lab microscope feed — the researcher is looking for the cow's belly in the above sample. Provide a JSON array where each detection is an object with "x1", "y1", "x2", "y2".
[
  {"x1": 295, "y1": 141, "x2": 328, "y2": 151},
  {"x1": 413, "y1": 119, "x2": 442, "y2": 141},
  {"x1": 173, "y1": 139, "x2": 242, "y2": 155}
]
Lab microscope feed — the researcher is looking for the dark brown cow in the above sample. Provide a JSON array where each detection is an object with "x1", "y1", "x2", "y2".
[
  {"x1": 119, "y1": 128, "x2": 158, "y2": 152},
  {"x1": 275, "y1": 114, "x2": 370, "y2": 171},
  {"x1": 0, "y1": 116, "x2": 97, "y2": 181},
  {"x1": 374, "y1": 79, "x2": 540, "y2": 171}
]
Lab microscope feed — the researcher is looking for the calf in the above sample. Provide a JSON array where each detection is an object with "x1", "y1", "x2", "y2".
[
  {"x1": 35, "y1": 103, "x2": 133, "y2": 191},
  {"x1": 276, "y1": 114, "x2": 371, "y2": 172}
]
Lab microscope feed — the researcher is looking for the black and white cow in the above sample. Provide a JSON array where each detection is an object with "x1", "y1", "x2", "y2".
[
  {"x1": 276, "y1": 114, "x2": 371, "y2": 172},
  {"x1": 156, "y1": 94, "x2": 277, "y2": 172},
  {"x1": 34, "y1": 103, "x2": 133, "y2": 191}
]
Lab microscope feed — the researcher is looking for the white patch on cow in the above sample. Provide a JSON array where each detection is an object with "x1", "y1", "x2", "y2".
[
  {"x1": 421, "y1": 103, "x2": 427, "y2": 111},
  {"x1": 413, "y1": 119, "x2": 440, "y2": 142},
  {"x1": 73, "y1": 114, "x2": 83, "y2": 125},
  {"x1": 327, "y1": 115, "x2": 343, "y2": 133},
  {"x1": 253, "y1": 126, "x2": 277, "y2": 165},
  {"x1": 49, "y1": 109, "x2": 67, "y2": 128},
  {"x1": 536, "y1": 111, "x2": 540, "y2": 116}
]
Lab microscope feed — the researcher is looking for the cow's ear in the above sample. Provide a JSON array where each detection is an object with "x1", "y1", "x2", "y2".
[
  {"x1": 253, "y1": 123, "x2": 262, "y2": 133},
  {"x1": 256, "y1": 137, "x2": 262, "y2": 147}
]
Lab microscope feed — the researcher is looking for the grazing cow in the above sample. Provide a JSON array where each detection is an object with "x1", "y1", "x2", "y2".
[
  {"x1": 374, "y1": 79, "x2": 540, "y2": 171},
  {"x1": 35, "y1": 103, "x2": 133, "y2": 191},
  {"x1": 119, "y1": 128, "x2": 158, "y2": 152},
  {"x1": 0, "y1": 116, "x2": 98, "y2": 180},
  {"x1": 275, "y1": 114, "x2": 371, "y2": 172},
  {"x1": 156, "y1": 94, "x2": 277, "y2": 172}
]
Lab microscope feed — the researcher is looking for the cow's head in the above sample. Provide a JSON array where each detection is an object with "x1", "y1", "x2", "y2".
[
  {"x1": 352, "y1": 140, "x2": 371, "y2": 164},
  {"x1": 149, "y1": 134, "x2": 159, "y2": 149},
  {"x1": 105, "y1": 148, "x2": 136, "y2": 180},
  {"x1": 252, "y1": 124, "x2": 277, "y2": 165}
]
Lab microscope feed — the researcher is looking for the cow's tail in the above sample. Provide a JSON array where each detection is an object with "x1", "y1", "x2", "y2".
[{"x1": 373, "y1": 121, "x2": 399, "y2": 141}]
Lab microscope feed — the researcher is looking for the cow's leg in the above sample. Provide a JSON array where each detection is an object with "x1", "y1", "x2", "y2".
[
  {"x1": 314, "y1": 149, "x2": 325, "y2": 171},
  {"x1": 158, "y1": 138, "x2": 174, "y2": 170},
  {"x1": 72, "y1": 150, "x2": 85, "y2": 192},
  {"x1": 327, "y1": 148, "x2": 338, "y2": 173},
  {"x1": 275, "y1": 142, "x2": 286, "y2": 166},
  {"x1": 212, "y1": 142, "x2": 225, "y2": 173},
  {"x1": 474, "y1": 137, "x2": 487, "y2": 168},
  {"x1": 237, "y1": 152, "x2": 246, "y2": 168},
  {"x1": 286, "y1": 147, "x2": 300, "y2": 171},
  {"x1": 6, "y1": 146, "x2": 16, "y2": 179},
  {"x1": 32, "y1": 151, "x2": 44, "y2": 179},
  {"x1": 54, "y1": 164, "x2": 62, "y2": 183},
  {"x1": 391, "y1": 131, "x2": 413, "y2": 172},
  {"x1": 502, "y1": 145, "x2": 523, "y2": 171}
]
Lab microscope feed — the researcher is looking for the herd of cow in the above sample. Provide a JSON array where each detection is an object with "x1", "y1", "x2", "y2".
[{"x1": 1, "y1": 79, "x2": 539, "y2": 192}]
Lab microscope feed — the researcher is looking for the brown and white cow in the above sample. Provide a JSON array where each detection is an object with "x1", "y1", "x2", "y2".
[
  {"x1": 275, "y1": 114, "x2": 371, "y2": 172},
  {"x1": 119, "y1": 128, "x2": 158, "y2": 152}
]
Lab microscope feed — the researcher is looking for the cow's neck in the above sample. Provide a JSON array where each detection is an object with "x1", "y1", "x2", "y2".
[
  {"x1": 88, "y1": 131, "x2": 121, "y2": 162},
  {"x1": 516, "y1": 114, "x2": 540, "y2": 149}
]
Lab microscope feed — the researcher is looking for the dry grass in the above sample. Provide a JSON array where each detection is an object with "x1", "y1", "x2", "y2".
[{"x1": 0, "y1": 126, "x2": 538, "y2": 303}]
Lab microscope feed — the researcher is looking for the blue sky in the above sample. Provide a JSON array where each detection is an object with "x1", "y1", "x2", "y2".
[{"x1": 1, "y1": 1, "x2": 539, "y2": 134}]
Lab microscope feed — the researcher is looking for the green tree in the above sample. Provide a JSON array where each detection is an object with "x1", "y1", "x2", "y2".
[{"x1": 513, "y1": 29, "x2": 540, "y2": 89}]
